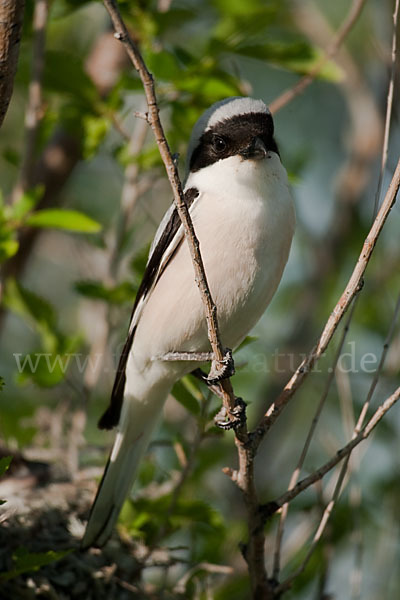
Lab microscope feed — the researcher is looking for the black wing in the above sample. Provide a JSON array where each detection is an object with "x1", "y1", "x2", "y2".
[{"x1": 98, "y1": 187, "x2": 199, "y2": 430}]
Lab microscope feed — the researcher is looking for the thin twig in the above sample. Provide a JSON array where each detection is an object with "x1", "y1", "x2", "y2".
[
  {"x1": 264, "y1": 384, "x2": 400, "y2": 525},
  {"x1": 373, "y1": 0, "x2": 399, "y2": 217},
  {"x1": 255, "y1": 157, "x2": 400, "y2": 447},
  {"x1": 102, "y1": 0, "x2": 240, "y2": 429},
  {"x1": 307, "y1": 287, "x2": 400, "y2": 518},
  {"x1": 260, "y1": 380, "x2": 400, "y2": 600},
  {"x1": 269, "y1": 0, "x2": 367, "y2": 114},
  {"x1": 173, "y1": 562, "x2": 233, "y2": 594},
  {"x1": 13, "y1": 0, "x2": 49, "y2": 201},
  {"x1": 272, "y1": 302, "x2": 356, "y2": 580}
]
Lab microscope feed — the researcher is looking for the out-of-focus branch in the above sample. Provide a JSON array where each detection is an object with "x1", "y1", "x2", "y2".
[
  {"x1": 272, "y1": 303, "x2": 356, "y2": 581},
  {"x1": 269, "y1": 0, "x2": 367, "y2": 114},
  {"x1": 0, "y1": 30, "x2": 128, "y2": 332},
  {"x1": 256, "y1": 157, "x2": 400, "y2": 444},
  {"x1": 264, "y1": 384, "x2": 400, "y2": 523},
  {"x1": 263, "y1": 0, "x2": 383, "y2": 407},
  {"x1": 0, "y1": 0, "x2": 25, "y2": 129},
  {"x1": 13, "y1": 0, "x2": 48, "y2": 201},
  {"x1": 269, "y1": 383, "x2": 400, "y2": 595},
  {"x1": 275, "y1": 290, "x2": 400, "y2": 591},
  {"x1": 373, "y1": 0, "x2": 399, "y2": 216},
  {"x1": 102, "y1": 0, "x2": 241, "y2": 430}
]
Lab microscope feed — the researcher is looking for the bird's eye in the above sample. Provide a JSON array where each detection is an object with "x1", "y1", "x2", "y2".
[{"x1": 212, "y1": 136, "x2": 227, "y2": 153}]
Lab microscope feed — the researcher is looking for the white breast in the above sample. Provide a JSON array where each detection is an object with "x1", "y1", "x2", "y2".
[
  {"x1": 186, "y1": 152, "x2": 295, "y2": 347},
  {"x1": 131, "y1": 152, "x2": 295, "y2": 377}
]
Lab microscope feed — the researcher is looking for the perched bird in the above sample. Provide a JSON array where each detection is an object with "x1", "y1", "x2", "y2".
[{"x1": 82, "y1": 96, "x2": 295, "y2": 548}]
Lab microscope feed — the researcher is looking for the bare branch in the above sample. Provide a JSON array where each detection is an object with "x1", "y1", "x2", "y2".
[
  {"x1": 269, "y1": 0, "x2": 367, "y2": 114},
  {"x1": 283, "y1": 289, "x2": 400, "y2": 589},
  {"x1": 102, "y1": 0, "x2": 241, "y2": 429},
  {"x1": 0, "y1": 0, "x2": 25, "y2": 129},
  {"x1": 373, "y1": 0, "x2": 399, "y2": 216},
  {"x1": 272, "y1": 302, "x2": 356, "y2": 580},
  {"x1": 255, "y1": 157, "x2": 400, "y2": 446},
  {"x1": 264, "y1": 385, "x2": 400, "y2": 523}
]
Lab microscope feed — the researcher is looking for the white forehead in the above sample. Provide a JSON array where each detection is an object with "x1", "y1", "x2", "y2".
[
  {"x1": 206, "y1": 97, "x2": 268, "y2": 130},
  {"x1": 186, "y1": 97, "x2": 269, "y2": 174}
]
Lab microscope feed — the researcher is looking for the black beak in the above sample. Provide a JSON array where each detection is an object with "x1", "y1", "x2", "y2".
[{"x1": 240, "y1": 136, "x2": 267, "y2": 160}]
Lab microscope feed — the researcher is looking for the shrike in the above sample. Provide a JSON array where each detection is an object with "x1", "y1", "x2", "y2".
[{"x1": 82, "y1": 96, "x2": 295, "y2": 548}]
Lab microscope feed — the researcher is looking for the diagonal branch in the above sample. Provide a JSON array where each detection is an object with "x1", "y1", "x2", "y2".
[
  {"x1": 102, "y1": 0, "x2": 242, "y2": 431},
  {"x1": 263, "y1": 384, "x2": 400, "y2": 524},
  {"x1": 275, "y1": 289, "x2": 400, "y2": 593},
  {"x1": 373, "y1": 0, "x2": 399, "y2": 216},
  {"x1": 272, "y1": 302, "x2": 356, "y2": 581},
  {"x1": 253, "y1": 157, "x2": 400, "y2": 448},
  {"x1": 269, "y1": 0, "x2": 367, "y2": 114}
]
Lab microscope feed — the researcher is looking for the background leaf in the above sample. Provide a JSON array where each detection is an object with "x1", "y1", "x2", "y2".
[{"x1": 25, "y1": 209, "x2": 102, "y2": 233}]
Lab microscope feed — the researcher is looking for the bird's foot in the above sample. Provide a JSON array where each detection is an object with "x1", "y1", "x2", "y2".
[
  {"x1": 214, "y1": 397, "x2": 247, "y2": 430},
  {"x1": 207, "y1": 348, "x2": 235, "y2": 385}
]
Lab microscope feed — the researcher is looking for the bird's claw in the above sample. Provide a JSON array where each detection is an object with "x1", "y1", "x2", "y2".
[
  {"x1": 214, "y1": 397, "x2": 247, "y2": 430},
  {"x1": 207, "y1": 348, "x2": 235, "y2": 385}
]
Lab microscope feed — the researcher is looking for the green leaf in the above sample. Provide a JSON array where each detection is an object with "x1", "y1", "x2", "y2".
[
  {"x1": 25, "y1": 209, "x2": 102, "y2": 233},
  {"x1": 8, "y1": 186, "x2": 44, "y2": 221},
  {"x1": 74, "y1": 280, "x2": 136, "y2": 304},
  {"x1": 2, "y1": 148, "x2": 20, "y2": 167},
  {"x1": 4, "y1": 279, "x2": 57, "y2": 331},
  {"x1": 43, "y1": 50, "x2": 96, "y2": 106},
  {"x1": 236, "y1": 335, "x2": 259, "y2": 351},
  {"x1": 172, "y1": 380, "x2": 200, "y2": 415},
  {"x1": 0, "y1": 456, "x2": 12, "y2": 477},
  {"x1": 0, "y1": 456, "x2": 11, "y2": 505},
  {"x1": 83, "y1": 115, "x2": 111, "y2": 159},
  {"x1": 177, "y1": 74, "x2": 240, "y2": 99},
  {"x1": 145, "y1": 49, "x2": 182, "y2": 80},
  {"x1": 0, "y1": 237, "x2": 19, "y2": 262},
  {"x1": 15, "y1": 333, "x2": 81, "y2": 388},
  {"x1": 0, "y1": 548, "x2": 72, "y2": 581},
  {"x1": 15, "y1": 351, "x2": 69, "y2": 388},
  {"x1": 4, "y1": 280, "x2": 69, "y2": 356}
]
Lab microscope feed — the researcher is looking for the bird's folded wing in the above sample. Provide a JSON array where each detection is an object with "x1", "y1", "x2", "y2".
[{"x1": 98, "y1": 187, "x2": 200, "y2": 430}]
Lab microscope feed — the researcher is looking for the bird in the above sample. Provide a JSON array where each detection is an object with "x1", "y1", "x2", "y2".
[{"x1": 82, "y1": 96, "x2": 295, "y2": 549}]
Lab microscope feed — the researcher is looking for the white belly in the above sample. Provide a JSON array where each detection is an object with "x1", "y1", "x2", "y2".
[{"x1": 130, "y1": 152, "x2": 295, "y2": 380}]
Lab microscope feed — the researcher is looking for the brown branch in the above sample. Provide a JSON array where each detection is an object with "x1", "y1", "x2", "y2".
[
  {"x1": 254, "y1": 157, "x2": 400, "y2": 447},
  {"x1": 273, "y1": 287, "x2": 400, "y2": 593},
  {"x1": 265, "y1": 384, "x2": 400, "y2": 524},
  {"x1": 269, "y1": 0, "x2": 367, "y2": 114},
  {"x1": 271, "y1": 383, "x2": 400, "y2": 595},
  {"x1": 0, "y1": 0, "x2": 25, "y2": 129},
  {"x1": 272, "y1": 302, "x2": 356, "y2": 580},
  {"x1": 102, "y1": 0, "x2": 240, "y2": 429},
  {"x1": 373, "y1": 0, "x2": 399, "y2": 216}
]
